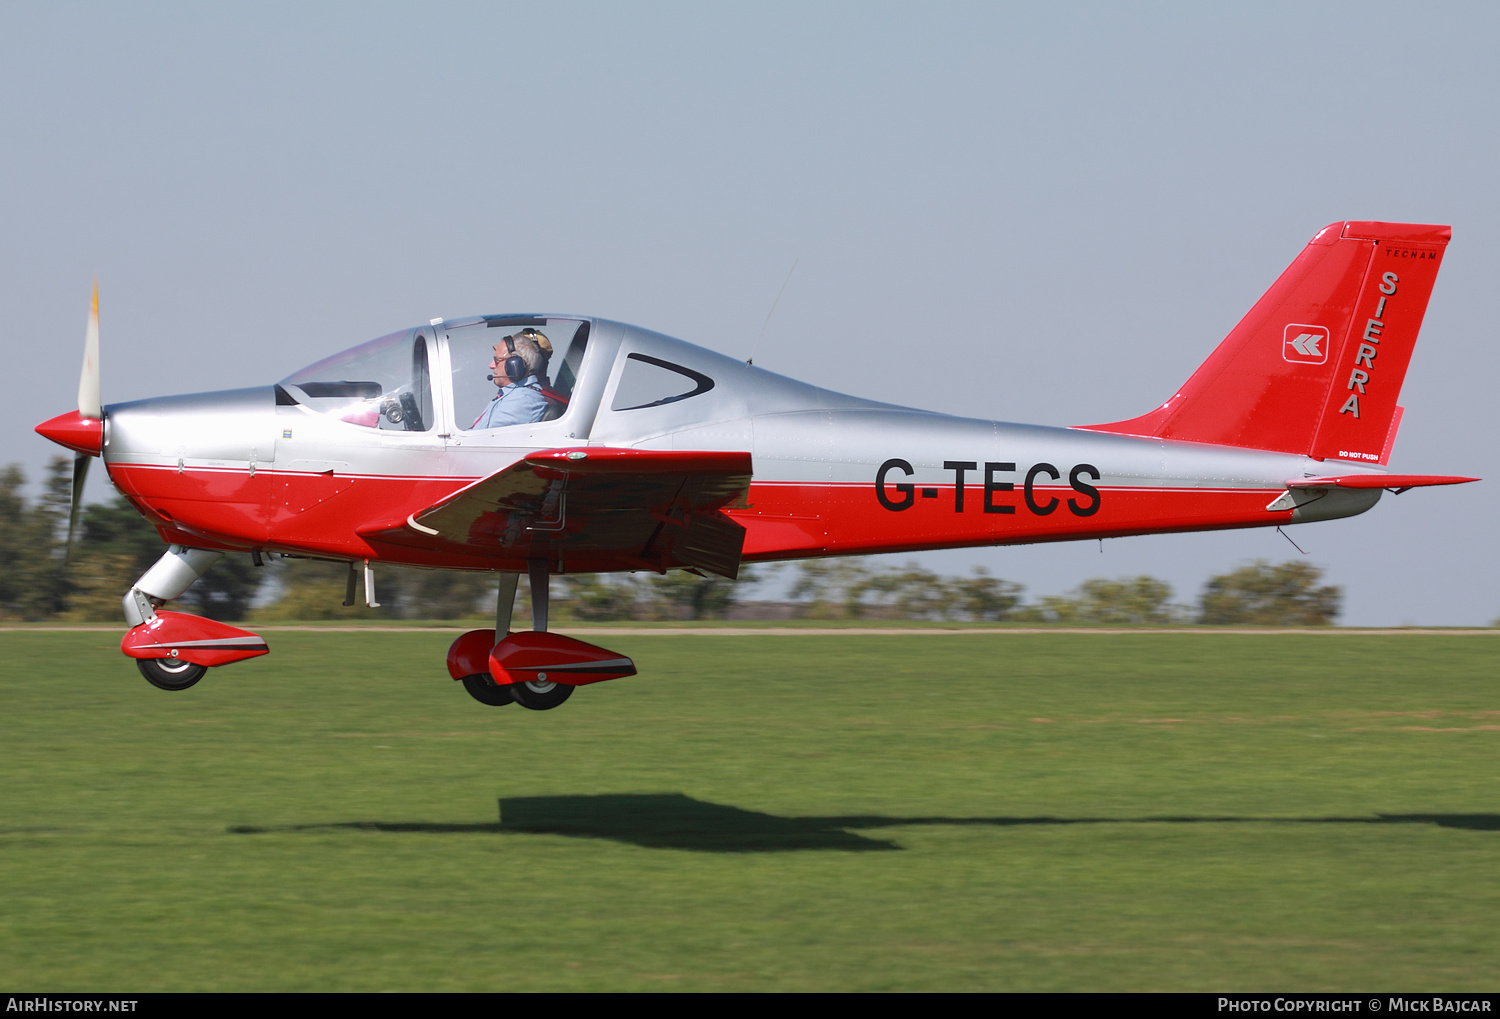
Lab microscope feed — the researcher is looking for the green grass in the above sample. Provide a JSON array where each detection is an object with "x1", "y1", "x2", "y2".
[{"x1": 1, "y1": 630, "x2": 1497, "y2": 990}]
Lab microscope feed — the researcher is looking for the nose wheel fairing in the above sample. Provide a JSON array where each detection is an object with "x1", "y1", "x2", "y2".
[{"x1": 120, "y1": 610, "x2": 270, "y2": 668}]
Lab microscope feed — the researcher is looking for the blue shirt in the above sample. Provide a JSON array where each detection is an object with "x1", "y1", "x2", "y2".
[{"x1": 470, "y1": 376, "x2": 550, "y2": 429}]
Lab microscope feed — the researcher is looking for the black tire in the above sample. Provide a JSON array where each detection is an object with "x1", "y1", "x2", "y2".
[
  {"x1": 137, "y1": 657, "x2": 207, "y2": 691},
  {"x1": 460, "y1": 673, "x2": 514, "y2": 707},
  {"x1": 510, "y1": 678, "x2": 574, "y2": 711}
]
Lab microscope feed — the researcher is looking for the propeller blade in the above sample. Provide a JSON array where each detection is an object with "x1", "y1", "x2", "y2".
[
  {"x1": 78, "y1": 280, "x2": 100, "y2": 419},
  {"x1": 65, "y1": 450, "x2": 90, "y2": 562}
]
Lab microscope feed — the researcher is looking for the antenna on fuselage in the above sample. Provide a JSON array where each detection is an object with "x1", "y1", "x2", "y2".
[
  {"x1": 1276, "y1": 526, "x2": 1310, "y2": 556},
  {"x1": 746, "y1": 257, "x2": 798, "y2": 366}
]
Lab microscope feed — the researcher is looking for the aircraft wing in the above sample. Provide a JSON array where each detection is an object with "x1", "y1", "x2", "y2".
[{"x1": 358, "y1": 447, "x2": 753, "y2": 578}]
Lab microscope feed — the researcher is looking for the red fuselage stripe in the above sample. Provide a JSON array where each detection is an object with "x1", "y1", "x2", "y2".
[{"x1": 105, "y1": 462, "x2": 1289, "y2": 567}]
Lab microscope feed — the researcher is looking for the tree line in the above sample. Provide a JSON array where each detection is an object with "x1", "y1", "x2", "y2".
[
  {"x1": 744, "y1": 557, "x2": 1340, "y2": 625},
  {"x1": 2, "y1": 457, "x2": 1341, "y2": 626}
]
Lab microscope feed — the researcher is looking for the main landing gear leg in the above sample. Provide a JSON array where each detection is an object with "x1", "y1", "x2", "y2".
[
  {"x1": 458, "y1": 573, "x2": 518, "y2": 706},
  {"x1": 496, "y1": 571, "x2": 520, "y2": 636},
  {"x1": 527, "y1": 558, "x2": 549, "y2": 633},
  {"x1": 509, "y1": 560, "x2": 572, "y2": 710}
]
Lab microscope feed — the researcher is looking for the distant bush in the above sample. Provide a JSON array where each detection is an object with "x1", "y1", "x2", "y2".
[
  {"x1": 251, "y1": 559, "x2": 495, "y2": 622},
  {"x1": 786, "y1": 560, "x2": 1021, "y2": 621},
  {"x1": 1198, "y1": 560, "x2": 1341, "y2": 626},
  {"x1": 1011, "y1": 575, "x2": 1187, "y2": 625}
]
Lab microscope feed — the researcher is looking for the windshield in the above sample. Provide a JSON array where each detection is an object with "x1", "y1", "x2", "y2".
[{"x1": 279, "y1": 329, "x2": 433, "y2": 431}]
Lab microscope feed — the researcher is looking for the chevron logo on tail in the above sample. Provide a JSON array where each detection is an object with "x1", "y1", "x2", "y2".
[{"x1": 1283, "y1": 323, "x2": 1329, "y2": 364}]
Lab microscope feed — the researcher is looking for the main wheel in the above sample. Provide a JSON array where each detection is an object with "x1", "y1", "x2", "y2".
[
  {"x1": 137, "y1": 657, "x2": 207, "y2": 691},
  {"x1": 510, "y1": 677, "x2": 574, "y2": 711},
  {"x1": 460, "y1": 673, "x2": 514, "y2": 706}
]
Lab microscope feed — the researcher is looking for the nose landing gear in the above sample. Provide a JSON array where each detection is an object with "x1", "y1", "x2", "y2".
[{"x1": 120, "y1": 546, "x2": 270, "y2": 689}]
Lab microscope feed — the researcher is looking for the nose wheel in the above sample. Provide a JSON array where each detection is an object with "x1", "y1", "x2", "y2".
[{"x1": 136, "y1": 657, "x2": 207, "y2": 691}]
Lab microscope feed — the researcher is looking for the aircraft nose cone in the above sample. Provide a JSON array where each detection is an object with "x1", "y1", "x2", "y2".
[{"x1": 36, "y1": 410, "x2": 103, "y2": 456}]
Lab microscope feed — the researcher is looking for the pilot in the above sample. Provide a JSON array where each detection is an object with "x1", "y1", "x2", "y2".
[{"x1": 470, "y1": 332, "x2": 550, "y2": 429}]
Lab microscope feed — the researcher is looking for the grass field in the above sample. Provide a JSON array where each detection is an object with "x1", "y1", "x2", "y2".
[{"x1": 1, "y1": 628, "x2": 1497, "y2": 991}]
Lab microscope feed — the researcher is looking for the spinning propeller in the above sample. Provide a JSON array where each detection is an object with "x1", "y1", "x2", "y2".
[{"x1": 35, "y1": 281, "x2": 106, "y2": 559}]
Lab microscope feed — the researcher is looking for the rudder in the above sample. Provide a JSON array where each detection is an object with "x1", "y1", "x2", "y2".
[{"x1": 1079, "y1": 221, "x2": 1450, "y2": 464}]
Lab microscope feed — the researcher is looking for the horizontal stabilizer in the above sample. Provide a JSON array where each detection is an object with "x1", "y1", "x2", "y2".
[{"x1": 1288, "y1": 474, "x2": 1478, "y2": 492}]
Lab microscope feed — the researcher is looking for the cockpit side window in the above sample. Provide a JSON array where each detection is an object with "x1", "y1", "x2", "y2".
[
  {"x1": 449, "y1": 318, "x2": 587, "y2": 431},
  {"x1": 279, "y1": 329, "x2": 433, "y2": 431},
  {"x1": 610, "y1": 353, "x2": 715, "y2": 411}
]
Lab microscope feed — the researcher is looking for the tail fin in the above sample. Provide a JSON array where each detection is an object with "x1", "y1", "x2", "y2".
[{"x1": 1079, "y1": 221, "x2": 1450, "y2": 464}]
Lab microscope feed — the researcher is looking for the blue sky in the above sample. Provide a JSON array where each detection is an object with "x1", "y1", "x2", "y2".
[{"x1": 5, "y1": 2, "x2": 1497, "y2": 623}]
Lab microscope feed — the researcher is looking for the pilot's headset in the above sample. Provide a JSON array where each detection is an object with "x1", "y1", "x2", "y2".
[{"x1": 488, "y1": 335, "x2": 530, "y2": 386}]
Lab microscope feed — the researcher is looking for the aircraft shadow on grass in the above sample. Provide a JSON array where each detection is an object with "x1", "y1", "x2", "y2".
[{"x1": 225, "y1": 793, "x2": 1500, "y2": 853}]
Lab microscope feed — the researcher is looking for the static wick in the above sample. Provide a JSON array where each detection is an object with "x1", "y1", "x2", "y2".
[
  {"x1": 747, "y1": 257, "x2": 798, "y2": 366},
  {"x1": 1098, "y1": 539, "x2": 1103, "y2": 553},
  {"x1": 1277, "y1": 525, "x2": 1309, "y2": 555}
]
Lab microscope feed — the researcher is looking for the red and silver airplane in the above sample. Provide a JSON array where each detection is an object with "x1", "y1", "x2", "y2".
[{"x1": 36, "y1": 220, "x2": 1476, "y2": 709}]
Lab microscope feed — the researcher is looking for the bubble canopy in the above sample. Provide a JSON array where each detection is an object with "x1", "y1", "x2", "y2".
[
  {"x1": 277, "y1": 318, "x2": 594, "y2": 433},
  {"x1": 279, "y1": 328, "x2": 433, "y2": 431}
]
